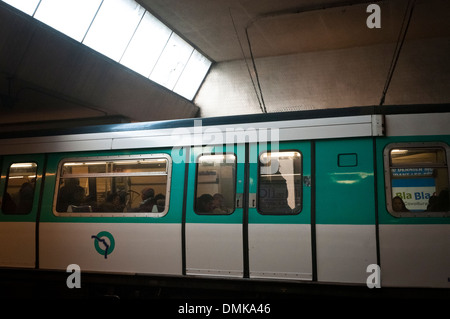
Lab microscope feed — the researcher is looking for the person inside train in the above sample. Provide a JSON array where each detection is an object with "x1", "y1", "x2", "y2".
[
  {"x1": 154, "y1": 193, "x2": 166, "y2": 212},
  {"x1": 16, "y1": 182, "x2": 34, "y2": 214},
  {"x1": 136, "y1": 187, "x2": 156, "y2": 212},
  {"x1": 212, "y1": 193, "x2": 232, "y2": 214},
  {"x1": 196, "y1": 194, "x2": 215, "y2": 213},
  {"x1": 426, "y1": 193, "x2": 438, "y2": 211},
  {"x1": 259, "y1": 158, "x2": 291, "y2": 213},
  {"x1": 100, "y1": 192, "x2": 125, "y2": 212},
  {"x1": 437, "y1": 189, "x2": 449, "y2": 211},
  {"x1": 56, "y1": 178, "x2": 86, "y2": 212},
  {"x1": 426, "y1": 189, "x2": 449, "y2": 212},
  {"x1": 392, "y1": 196, "x2": 410, "y2": 212}
]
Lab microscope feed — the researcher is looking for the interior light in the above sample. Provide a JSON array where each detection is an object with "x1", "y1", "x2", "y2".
[
  {"x1": 11, "y1": 163, "x2": 36, "y2": 168},
  {"x1": 64, "y1": 162, "x2": 107, "y2": 166},
  {"x1": 391, "y1": 149, "x2": 409, "y2": 155},
  {"x1": 260, "y1": 152, "x2": 300, "y2": 160}
]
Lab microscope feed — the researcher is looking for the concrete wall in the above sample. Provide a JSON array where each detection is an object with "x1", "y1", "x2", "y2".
[{"x1": 195, "y1": 37, "x2": 450, "y2": 117}]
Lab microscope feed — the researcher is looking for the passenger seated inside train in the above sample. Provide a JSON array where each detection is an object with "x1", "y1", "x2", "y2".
[
  {"x1": 392, "y1": 190, "x2": 449, "y2": 213},
  {"x1": 196, "y1": 194, "x2": 215, "y2": 213},
  {"x1": 154, "y1": 193, "x2": 166, "y2": 212},
  {"x1": 99, "y1": 192, "x2": 126, "y2": 212},
  {"x1": 1, "y1": 183, "x2": 35, "y2": 215},
  {"x1": 392, "y1": 196, "x2": 410, "y2": 212},
  {"x1": 17, "y1": 182, "x2": 34, "y2": 214},
  {"x1": 135, "y1": 187, "x2": 158, "y2": 212},
  {"x1": 56, "y1": 178, "x2": 87, "y2": 212},
  {"x1": 426, "y1": 190, "x2": 449, "y2": 212},
  {"x1": 212, "y1": 193, "x2": 232, "y2": 214}
]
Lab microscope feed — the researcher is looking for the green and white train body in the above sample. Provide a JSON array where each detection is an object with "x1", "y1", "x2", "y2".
[{"x1": 0, "y1": 105, "x2": 448, "y2": 290}]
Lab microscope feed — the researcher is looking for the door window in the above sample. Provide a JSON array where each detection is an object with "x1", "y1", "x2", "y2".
[
  {"x1": 258, "y1": 151, "x2": 302, "y2": 214},
  {"x1": 195, "y1": 154, "x2": 236, "y2": 214},
  {"x1": 1, "y1": 163, "x2": 38, "y2": 215}
]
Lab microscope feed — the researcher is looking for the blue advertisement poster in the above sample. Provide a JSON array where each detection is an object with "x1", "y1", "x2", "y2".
[{"x1": 392, "y1": 176, "x2": 435, "y2": 211}]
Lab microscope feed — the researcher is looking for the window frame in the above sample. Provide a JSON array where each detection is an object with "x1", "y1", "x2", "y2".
[
  {"x1": 194, "y1": 153, "x2": 237, "y2": 215},
  {"x1": 1, "y1": 162, "x2": 38, "y2": 215},
  {"x1": 384, "y1": 142, "x2": 450, "y2": 218},
  {"x1": 257, "y1": 150, "x2": 303, "y2": 215},
  {"x1": 53, "y1": 154, "x2": 172, "y2": 217}
]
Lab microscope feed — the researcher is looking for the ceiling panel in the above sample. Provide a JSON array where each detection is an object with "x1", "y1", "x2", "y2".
[{"x1": 139, "y1": 0, "x2": 450, "y2": 62}]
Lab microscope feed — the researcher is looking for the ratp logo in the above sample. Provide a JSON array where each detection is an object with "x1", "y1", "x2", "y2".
[{"x1": 91, "y1": 231, "x2": 115, "y2": 259}]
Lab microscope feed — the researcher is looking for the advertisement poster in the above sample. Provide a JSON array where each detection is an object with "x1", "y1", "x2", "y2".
[{"x1": 391, "y1": 168, "x2": 436, "y2": 211}]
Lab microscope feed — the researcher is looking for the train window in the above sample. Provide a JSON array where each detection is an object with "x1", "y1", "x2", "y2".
[
  {"x1": 54, "y1": 155, "x2": 171, "y2": 217},
  {"x1": 385, "y1": 143, "x2": 450, "y2": 217},
  {"x1": 258, "y1": 151, "x2": 302, "y2": 214},
  {"x1": 195, "y1": 154, "x2": 236, "y2": 214},
  {"x1": 1, "y1": 163, "x2": 37, "y2": 215},
  {"x1": 338, "y1": 153, "x2": 358, "y2": 167}
]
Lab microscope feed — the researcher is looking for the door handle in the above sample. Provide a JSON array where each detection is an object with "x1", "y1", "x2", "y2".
[
  {"x1": 249, "y1": 193, "x2": 256, "y2": 208},
  {"x1": 236, "y1": 193, "x2": 243, "y2": 208},
  {"x1": 235, "y1": 194, "x2": 256, "y2": 208}
]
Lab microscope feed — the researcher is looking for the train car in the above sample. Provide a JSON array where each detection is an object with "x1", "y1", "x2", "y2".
[{"x1": 0, "y1": 104, "x2": 449, "y2": 298}]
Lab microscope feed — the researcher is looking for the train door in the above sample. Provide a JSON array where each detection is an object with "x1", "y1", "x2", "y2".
[
  {"x1": 315, "y1": 138, "x2": 377, "y2": 283},
  {"x1": 247, "y1": 141, "x2": 313, "y2": 280},
  {"x1": 0, "y1": 154, "x2": 45, "y2": 268},
  {"x1": 378, "y1": 140, "x2": 450, "y2": 288},
  {"x1": 185, "y1": 144, "x2": 245, "y2": 277}
]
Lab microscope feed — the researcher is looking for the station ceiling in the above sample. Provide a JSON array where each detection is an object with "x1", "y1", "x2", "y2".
[
  {"x1": 0, "y1": 0, "x2": 449, "y2": 131},
  {"x1": 139, "y1": 0, "x2": 449, "y2": 62}
]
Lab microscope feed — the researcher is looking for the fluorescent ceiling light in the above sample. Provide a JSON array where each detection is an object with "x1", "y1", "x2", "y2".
[
  {"x1": 149, "y1": 33, "x2": 193, "y2": 90},
  {"x1": 82, "y1": 0, "x2": 145, "y2": 62},
  {"x1": 1, "y1": 0, "x2": 212, "y2": 101},
  {"x1": 173, "y1": 50, "x2": 212, "y2": 100},
  {"x1": 34, "y1": 0, "x2": 102, "y2": 42},
  {"x1": 120, "y1": 11, "x2": 172, "y2": 77}
]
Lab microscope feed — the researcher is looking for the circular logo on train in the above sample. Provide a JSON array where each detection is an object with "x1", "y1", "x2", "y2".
[{"x1": 91, "y1": 231, "x2": 115, "y2": 259}]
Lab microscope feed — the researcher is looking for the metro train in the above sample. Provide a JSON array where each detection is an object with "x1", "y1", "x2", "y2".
[{"x1": 0, "y1": 104, "x2": 449, "y2": 298}]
